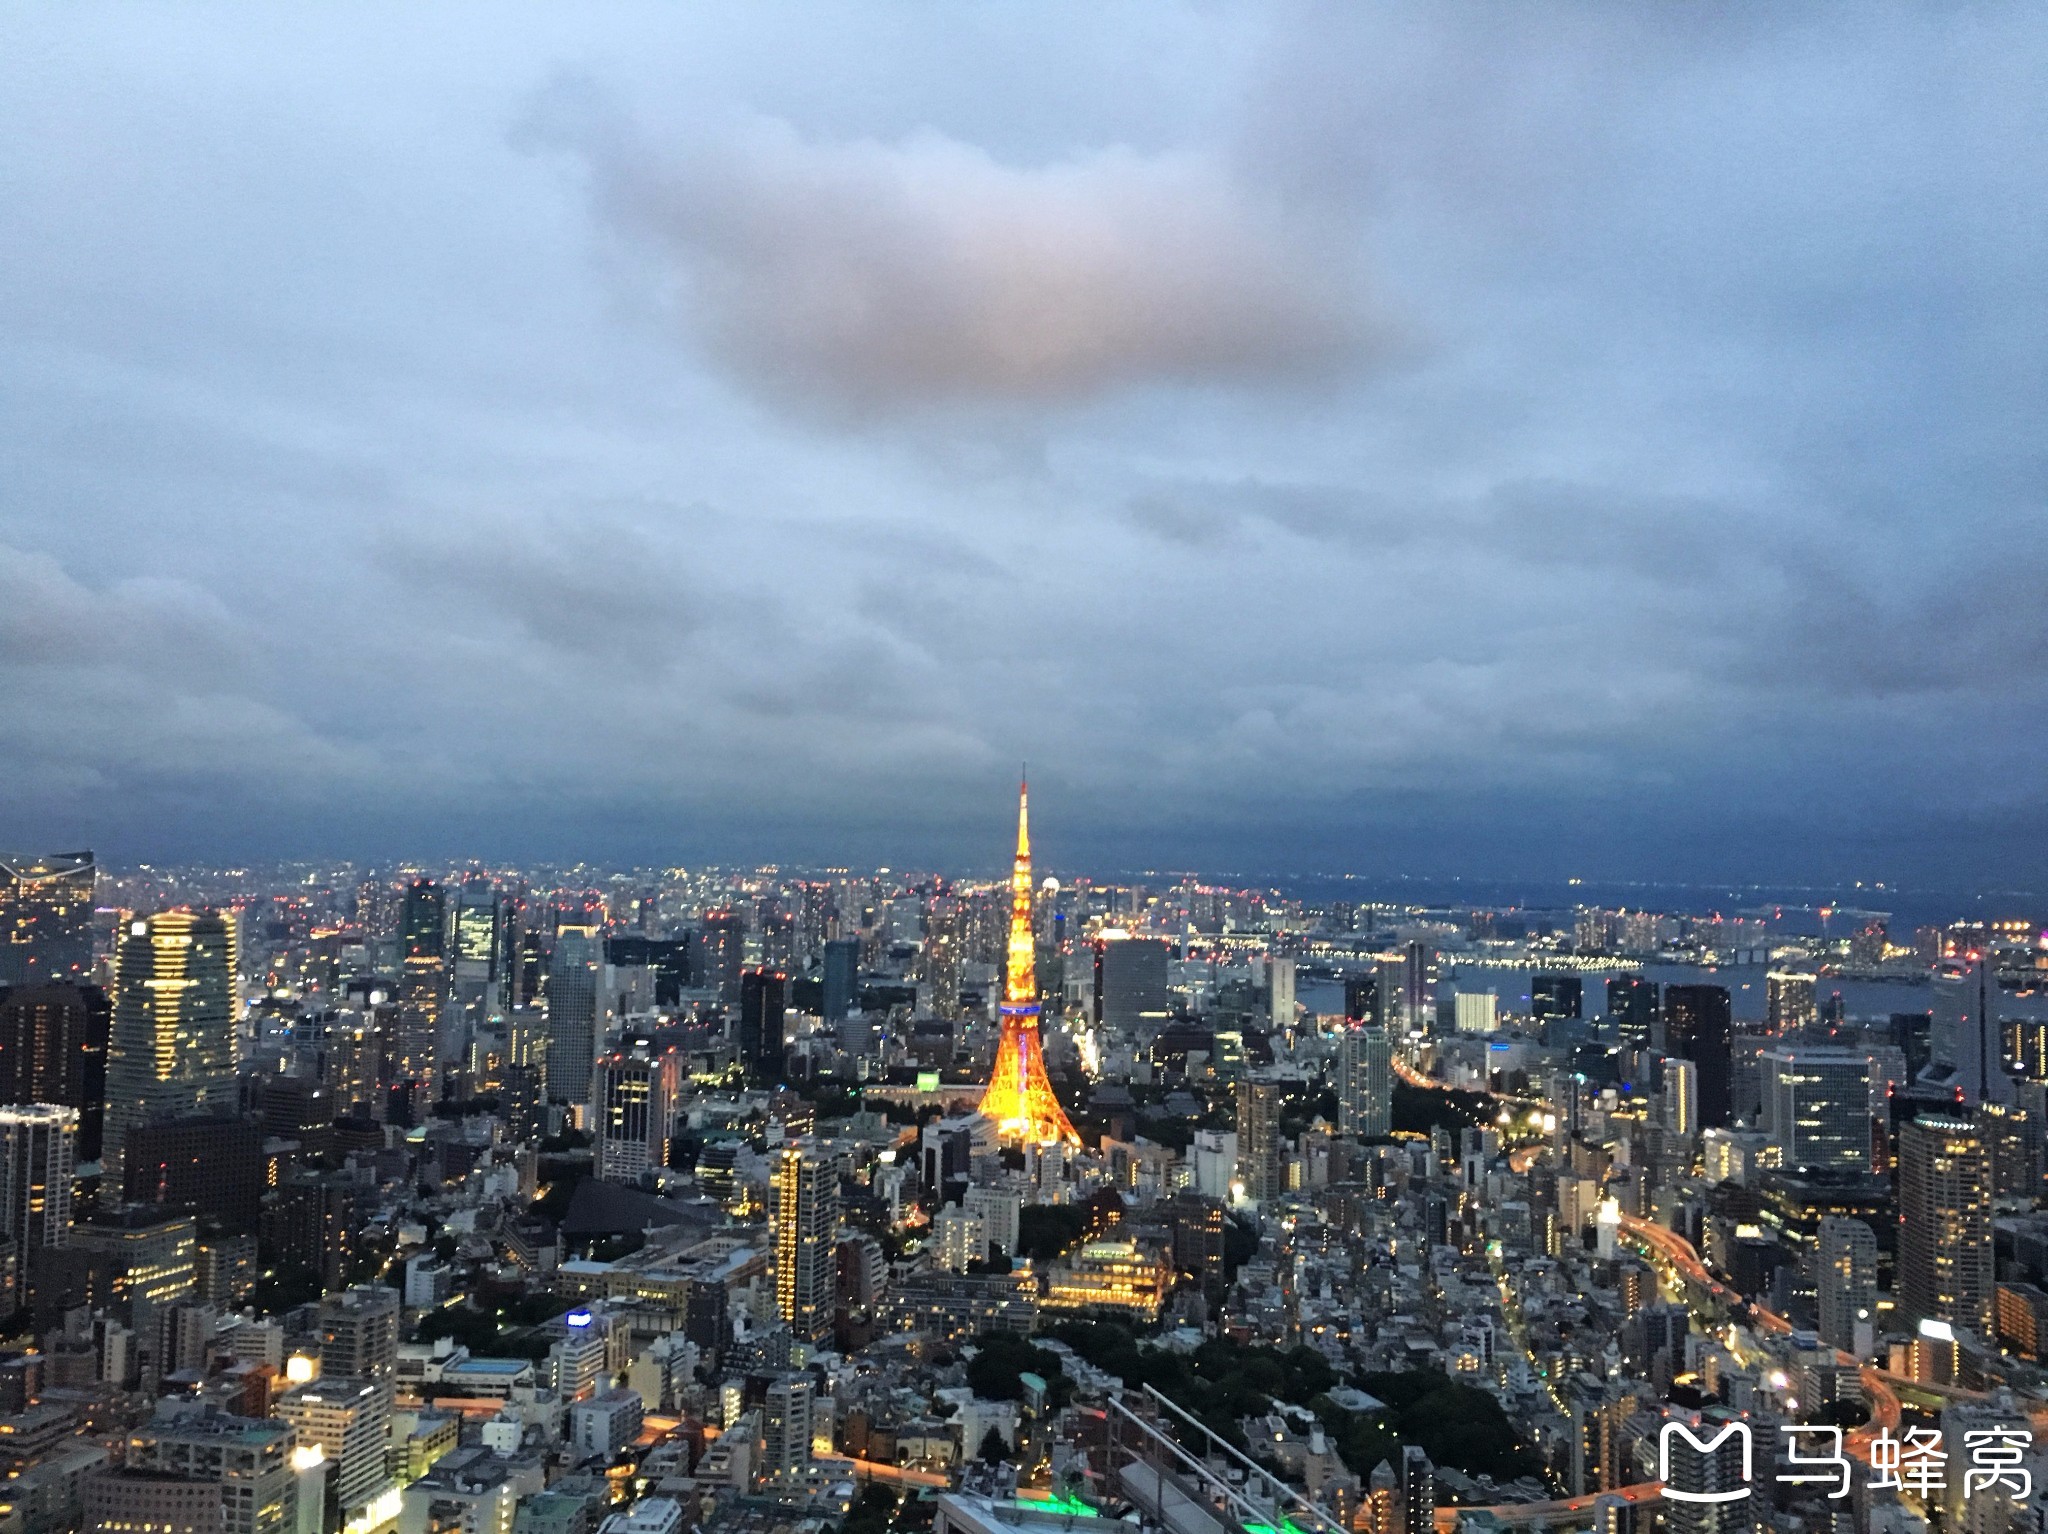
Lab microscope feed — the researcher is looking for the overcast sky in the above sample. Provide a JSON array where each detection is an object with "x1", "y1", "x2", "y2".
[{"x1": 2, "y1": 5, "x2": 2043, "y2": 885}]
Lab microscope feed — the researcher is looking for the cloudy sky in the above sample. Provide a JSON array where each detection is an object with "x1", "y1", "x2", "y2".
[{"x1": 2, "y1": 5, "x2": 2043, "y2": 884}]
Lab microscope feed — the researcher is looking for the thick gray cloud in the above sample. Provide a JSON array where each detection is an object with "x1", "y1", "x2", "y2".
[
  {"x1": 534, "y1": 104, "x2": 1381, "y2": 418},
  {"x1": 0, "y1": 3, "x2": 2041, "y2": 884}
]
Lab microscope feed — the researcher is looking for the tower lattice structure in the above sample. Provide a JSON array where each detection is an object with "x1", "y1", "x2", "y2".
[{"x1": 978, "y1": 781, "x2": 1081, "y2": 1145}]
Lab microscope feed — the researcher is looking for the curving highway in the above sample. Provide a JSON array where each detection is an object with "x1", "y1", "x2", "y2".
[{"x1": 1615, "y1": 1214, "x2": 1900, "y2": 1453}]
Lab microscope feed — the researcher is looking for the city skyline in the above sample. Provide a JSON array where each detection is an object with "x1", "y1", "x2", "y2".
[
  {"x1": 6, "y1": 13, "x2": 2048, "y2": 1534},
  {"x1": 3, "y1": 7, "x2": 2044, "y2": 884}
]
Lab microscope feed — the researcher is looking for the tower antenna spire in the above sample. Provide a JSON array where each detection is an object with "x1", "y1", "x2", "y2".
[{"x1": 978, "y1": 777, "x2": 1078, "y2": 1145}]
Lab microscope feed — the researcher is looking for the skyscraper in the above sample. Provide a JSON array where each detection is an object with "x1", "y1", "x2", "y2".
[
  {"x1": 1402, "y1": 940, "x2": 1433, "y2": 1029},
  {"x1": 1897, "y1": 1114, "x2": 1994, "y2": 1338},
  {"x1": 696, "y1": 909, "x2": 745, "y2": 1004},
  {"x1": 1759, "y1": 1048, "x2": 1873, "y2": 1171},
  {"x1": 1660, "y1": 1058, "x2": 1698, "y2": 1138},
  {"x1": 1269, "y1": 956, "x2": 1296, "y2": 1031},
  {"x1": 1816, "y1": 1215, "x2": 1876, "y2": 1356},
  {"x1": 1235, "y1": 1074, "x2": 1282, "y2": 1204},
  {"x1": 1929, "y1": 957, "x2": 2012, "y2": 1106},
  {"x1": 1663, "y1": 985, "x2": 1733, "y2": 1128},
  {"x1": 0, "y1": 852, "x2": 95, "y2": 988},
  {"x1": 1532, "y1": 974, "x2": 1583, "y2": 1024},
  {"x1": 1375, "y1": 954, "x2": 1413, "y2": 1032},
  {"x1": 594, "y1": 1041, "x2": 681, "y2": 1183},
  {"x1": 1097, "y1": 936, "x2": 1171, "y2": 1035},
  {"x1": 1606, "y1": 975, "x2": 1658, "y2": 1048},
  {"x1": 450, "y1": 880, "x2": 502, "y2": 1030},
  {"x1": 1344, "y1": 973, "x2": 1381, "y2": 1026},
  {"x1": 103, "y1": 910, "x2": 238, "y2": 1186},
  {"x1": 1764, "y1": 972, "x2": 1818, "y2": 1034},
  {"x1": 1338, "y1": 1025, "x2": 1393, "y2": 1139},
  {"x1": 821, "y1": 938, "x2": 859, "y2": 1026},
  {"x1": 0, "y1": 983, "x2": 109, "y2": 1161},
  {"x1": 396, "y1": 879, "x2": 447, "y2": 1092},
  {"x1": 978, "y1": 782, "x2": 1080, "y2": 1145},
  {"x1": 771, "y1": 1140, "x2": 838, "y2": 1346},
  {"x1": 545, "y1": 927, "x2": 598, "y2": 1106},
  {"x1": 0, "y1": 1104, "x2": 75, "y2": 1310},
  {"x1": 125, "y1": 1115, "x2": 265, "y2": 1232},
  {"x1": 922, "y1": 906, "x2": 962, "y2": 1019},
  {"x1": 739, "y1": 968, "x2": 788, "y2": 1084}
]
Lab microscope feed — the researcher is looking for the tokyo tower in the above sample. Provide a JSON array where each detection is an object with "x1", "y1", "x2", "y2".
[{"x1": 978, "y1": 779, "x2": 1081, "y2": 1145}]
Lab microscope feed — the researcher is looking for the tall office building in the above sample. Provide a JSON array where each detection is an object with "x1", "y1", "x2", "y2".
[
  {"x1": 821, "y1": 938, "x2": 859, "y2": 1026},
  {"x1": 1816, "y1": 1216, "x2": 1877, "y2": 1356},
  {"x1": 1401, "y1": 941, "x2": 1433, "y2": 1029},
  {"x1": 1235, "y1": 1075, "x2": 1282, "y2": 1204},
  {"x1": 1663, "y1": 985, "x2": 1733, "y2": 1129},
  {"x1": 1097, "y1": 937, "x2": 1171, "y2": 1034},
  {"x1": 264, "y1": 1173, "x2": 361, "y2": 1290},
  {"x1": 0, "y1": 1104, "x2": 75, "y2": 1309},
  {"x1": 124, "y1": 1116, "x2": 265, "y2": 1232},
  {"x1": 1338, "y1": 1025, "x2": 1393, "y2": 1140},
  {"x1": 771, "y1": 1141, "x2": 838, "y2": 1346},
  {"x1": 500, "y1": 1006, "x2": 548, "y2": 1138},
  {"x1": 1765, "y1": 972, "x2": 1818, "y2": 1034},
  {"x1": 1375, "y1": 955, "x2": 1413, "y2": 1032},
  {"x1": 1344, "y1": 973, "x2": 1381, "y2": 1026},
  {"x1": 395, "y1": 879, "x2": 447, "y2": 1092},
  {"x1": 317, "y1": 1286, "x2": 399, "y2": 1388},
  {"x1": 697, "y1": 910, "x2": 745, "y2": 1003},
  {"x1": 0, "y1": 983, "x2": 109, "y2": 1160},
  {"x1": 739, "y1": 968, "x2": 789, "y2": 1084},
  {"x1": 1532, "y1": 974, "x2": 1583, "y2": 1024},
  {"x1": 1759, "y1": 1048, "x2": 1874, "y2": 1172},
  {"x1": 0, "y1": 852, "x2": 95, "y2": 987},
  {"x1": 300, "y1": 1008, "x2": 378, "y2": 1119},
  {"x1": 594, "y1": 1042, "x2": 681, "y2": 1184},
  {"x1": 921, "y1": 908, "x2": 962, "y2": 1019},
  {"x1": 450, "y1": 881, "x2": 502, "y2": 1032},
  {"x1": 276, "y1": 1379, "x2": 390, "y2": 1521},
  {"x1": 1452, "y1": 992, "x2": 1499, "y2": 1035},
  {"x1": 1930, "y1": 958, "x2": 2013, "y2": 1106},
  {"x1": 545, "y1": 927, "x2": 599, "y2": 1105},
  {"x1": 1269, "y1": 957, "x2": 1296, "y2": 1031},
  {"x1": 1660, "y1": 1059, "x2": 1698, "y2": 1138},
  {"x1": 1606, "y1": 976, "x2": 1659, "y2": 1048},
  {"x1": 1897, "y1": 1115, "x2": 1995, "y2": 1337},
  {"x1": 70, "y1": 1207, "x2": 199, "y2": 1328},
  {"x1": 1978, "y1": 1098, "x2": 2040, "y2": 1199},
  {"x1": 103, "y1": 911, "x2": 238, "y2": 1186}
]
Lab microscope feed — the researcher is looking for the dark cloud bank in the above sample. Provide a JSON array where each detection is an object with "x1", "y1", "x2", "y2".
[{"x1": 0, "y1": 4, "x2": 2042, "y2": 886}]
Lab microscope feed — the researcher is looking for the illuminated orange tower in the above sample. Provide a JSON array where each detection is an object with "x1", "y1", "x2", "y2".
[{"x1": 978, "y1": 779, "x2": 1081, "y2": 1145}]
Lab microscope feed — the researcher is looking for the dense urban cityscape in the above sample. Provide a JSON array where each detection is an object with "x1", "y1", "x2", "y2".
[
  {"x1": 5, "y1": 8, "x2": 2040, "y2": 1534},
  {"x1": 0, "y1": 782, "x2": 2041, "y2": 1534}
]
